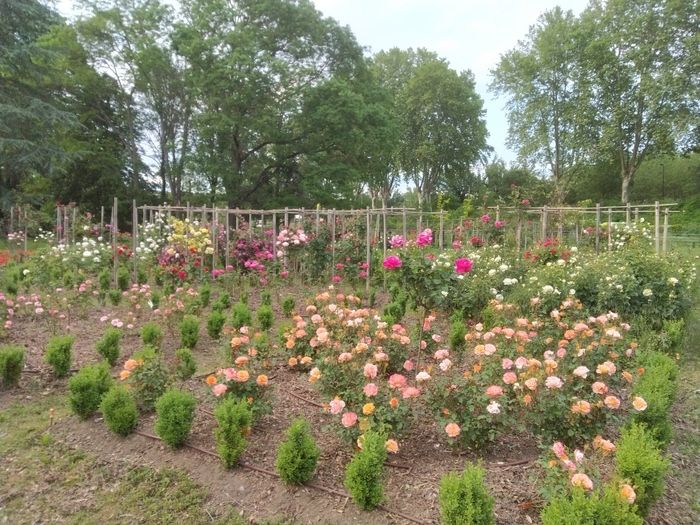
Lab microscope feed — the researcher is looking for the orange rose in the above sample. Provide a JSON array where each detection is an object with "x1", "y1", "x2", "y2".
[
  {"x1": 256, "y1": 374, "x2": 269, "y2": 387},
  {"x1": 205, "y1": 374, "x2": 217, "y2": 385}
]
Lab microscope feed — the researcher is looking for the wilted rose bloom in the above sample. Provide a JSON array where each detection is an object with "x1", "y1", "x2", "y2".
[
  {"x1": 571, "y1": 473, "x2": 593, "y2": 491},
  {"x1": 574, "y1": 449, "x2": 585, "y2": 463},
  {"x1": 604, "y1": 395, "x2": 621, "y2": 409},
  {"x1": 363, "y1": 363, "x2": 378, "y2": 379},
  {"x1": 338, "y1": 352, "x2": 353, "y2": 363},
  {"x1": 416, "y1": 371, "x2": 431, "y2": 382},
  {"x1": 434, "y1": 348, "x2": 449, "y2": 360},
  {"x1": 486, "y1": 401, "x2": 501, "y2": 415},
  {"x1": 439, "y1": 358, "x2": 452, "y2": 372},
  {"x1": 596, "y1": 361, "x2": 617, "y2": 376},
  {"x1": 382, "y1": 255, "x2": 402, "y2": 269},
  {"x1": 388, "y1": 374, "x2": 407, "y2": 389},
  {"x1": 573, "y1": 366, "x2": 590, "y2": 379},
  {"x1": 212, "y1": 383, "x2": 228, "y2": 396},
  {"x1": 545, "y1": 376, "x2": 564, "y2": 389},
  {"x1": 552, "y1": 441, "x2": 567, "y2": 459},
  {"x1": 454, "y1": 258, "x2": 473, "y2": 274},
  {"x1": 329, "y1": 397, "x2": 346, "y2": 415},
  {"x1": 445, "y1": 422, "x2": 461, "y2": 438},
  {"x1": 341, "y1": 411, "x2": 358, "y2": 427},
  {"x1": 515, "y1": 356, "x2": 529, "y2": 369},
  {"x1": 620, "y1": 484, "x2": 636, "y2": 503},
  {"x1": 593, "y1": 435, "x2": 616, "y2": 454},
  {"x1": 385, "y1": 439, "x2": 399, "y2": 454},
  {"x1": 632, "y1": 396, "x2": 647, "y2": 411},
  {"x1": 363, "y1": 383, "x2": 379, "y2": 397},
  {"x1": 401, "y1": 386, "x2": 421, "y2": 399},
  {"x1": 524, "y1": 378, "x2": 538, "y2": 391}
]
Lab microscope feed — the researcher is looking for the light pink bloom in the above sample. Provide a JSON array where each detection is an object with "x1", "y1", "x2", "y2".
[
  {"x1": 363, "y1": 383, "x2": 379, "y2": 397},
  {"x1": 341, "y1": 412, "x2": 358, "y2": 427},
  {"x1": 363, "y1": 363, "x2": 378, "y2": 379},
  {"x1": 329, "y1": 398, "x2": 346, "y2": 415},
  {"x1": 212, "y1": 384, "x2": 228, "y2": 396},
  {"x1": 388, "y1": 374, "x2": 407, "y2": 389},
  {"x1": 545, "y1": 376, "x2": 564, "y2": 389}
]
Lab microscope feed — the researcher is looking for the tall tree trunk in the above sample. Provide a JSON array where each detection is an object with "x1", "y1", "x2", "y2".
[{"x1": 621, "y1": 173, "x2": 632, "y2": 204}]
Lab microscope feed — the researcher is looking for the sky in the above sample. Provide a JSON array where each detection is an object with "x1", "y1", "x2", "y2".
[{"x1": 56, "y1": 0, "x2": 590, "y2": 163}]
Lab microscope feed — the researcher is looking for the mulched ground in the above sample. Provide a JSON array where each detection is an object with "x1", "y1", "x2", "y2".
[{"x1": 2, "y1": 292, "x2": 696, "y2": 525}]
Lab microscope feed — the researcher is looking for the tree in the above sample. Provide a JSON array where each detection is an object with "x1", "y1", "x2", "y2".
[
  {"x1": 581, "y1": 0, "x2": 698, "y2": 203},
  {"x1": 490, "y1": 7, "x2": 594, "y2": 203},
  {"x1": 173, "y1": 0, "x2": 372, "y2": 208},
  {"x1": 0, "y1": 0, "x2": 77, "y2": 211},
  {"x1": 373, "y1": 48, "x2": 489, "y2": 210},
  {"x1": 399, "y1": 58, "x2": 489, "y2": 209}
]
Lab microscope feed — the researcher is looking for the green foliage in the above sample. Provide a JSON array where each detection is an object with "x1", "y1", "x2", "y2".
[
  {"x1": 141, "y1": 322, "x2": 163, "y2": 349},
  {"x1": 150, "y1": 290, "x2": 161, "y2": 309},
  {"x1": 231, "y1": 301, "x2": 252, "y2": 329},
  {"x1": 108, "y1": 289, "x2": 122, "y2": 306},
  {"x1": 100, "y1": 385, "x2": 138, "y2": 437},
  {"x1": 541, "y1": 486, "x2": 643, "y2": 525},
  {"x1": 631, "y1": 351, "x2": 679, "y2": 446},
  {"x1": 382, "y1": 301, "x2": 405, "y2": 325},
  {"x1": 281, "y1": 296, "x2": 296, "y2": 317},
  {"x1": 207, "y1": 310, "x2": 226, "y2": 340},
  {"x1": 68, "y1": 363, "x2": 112, "y2": 419},
  {"x1": 117, "y1": 266, "x2": 130, "y2": 291},
  {"x1": 154, "y1": 389, "x2": 197, "y2": 448},
  {"x1": 179, "y1": 315, "x2": 199, "y2": 349},
  {"x1": 214, "y1": 398, "x2": 252, "y2": 468},
  {"x1": 175, "y1": 348, "x2": 197, "y2": 380},
  {"x1": 260, "y1": 290, "x2": 272, "y2": 306},
  {"x1": 448, "y1": 316, "x2": 467, "y2": 353},
  {"x1": 212, "y1": 293, "x2": 231, "y2": 312},
  {"x1": 130, "y1": 349, "x2": 169, "y2": 411},
  {"x1": 95, "y1": 327, "x2": 121, "y2": 366},
  {"x1": 137, "y1": 267, "x2": 148, "y2": 285},
  {"x1": 256, "y1": 304, "x2": 274, "y2": 332},
  {"x1": 615, "y1": 423, "x2": 669, "y2": 515},
  {"x1": 439, "y1": 463, "x2": 494, "y2": 525},
  {"x1": 44, "y1": 335, "x2": 74, "y2": 377},
  {"x1": 199, "y1": 283, "x2": 211, "y2": 308},
  {"x1": 275, "y1": 418, "x2": 320, "y2": 485},
  {"x1": 344, "y1": 431, "x2": 387, "y2": 510},
  {"x1": 0, "y1": 345, "x2": 25, "y2": 387}
]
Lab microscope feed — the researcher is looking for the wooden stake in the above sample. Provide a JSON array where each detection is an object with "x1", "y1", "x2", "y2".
[
  {"x1": 595, "y1": 203, "x2": 601, "y2": 255},
  {"x1": 655, "y1": 201, "x2": 660, "y2": 254},
  {"x1": 663, "y1": 208, "x2": 669, "y2": 253}
]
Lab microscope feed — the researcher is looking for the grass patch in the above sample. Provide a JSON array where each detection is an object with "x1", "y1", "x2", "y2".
[{"x1": 0, "y1": 394, "x2": 294, "y2": 525}]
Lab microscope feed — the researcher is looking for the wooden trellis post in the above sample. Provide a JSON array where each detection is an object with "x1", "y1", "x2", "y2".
[
  {"x1": 402, "y1": 208, "x2": 407, "y2": 239},
  {"x1": 366, "y1": 207, "x2": 371, "y2": 297},
  {"x1": 272, "y1": 211, "x2": 277, "y2": 262},
  {"x1": 654, "y1": 201, "x2": 660, "y2": 254},
  {"x1": 382, "y1": 206, "x2": 387, "y2": 258},
  {"x1": 225, "y1": 211, "x2": 231, "y2": 269},
  {"x1": 315, "y1": 207, "x2": 320, "y2": 235},
  {"x1": 595, "y1": 203, "x2": 601, "y2": 254},
  {"x1": 541, "y1": 205, "x2": 548, "y2": 239},
  {"x1": 132, "y1": 200, "x2": 138, "y2": 282},
  {"x1": 663, "y1": 208, "x2": 669, "y2": 253},
  {"x1": 439, "y1": 211, "x2": 444, "y2": 249},
  {"x1": 607, "y1": 207, "x2": 612, "y2": 251},
  {"x1": 330, "y1": 209, "x2": 336, "y2": 279},
  {"x1": 626, "y1": 203, "x2": 631, "y2": 226},
  {"x1": 112, "y1": 197, "x2": 118, "y2": 287}
]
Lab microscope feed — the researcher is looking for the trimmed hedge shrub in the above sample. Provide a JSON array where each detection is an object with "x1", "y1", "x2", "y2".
[
  {"x1": 140, "y1": 322, "x2": 163, "y2": 349},
  {"x1": 45, "y1": 335, "x2": 74, "y2": 377},
  {"x1": 260, "y1": 290, "x2": 272, "y2": 306},
  {"x1": 130, "y1": 348, "x2": 169, "y2": 411},
  {"x1": 344, "y1": 431, "x2": 387, "y2": 510},
  {"x1": 0, "y1": 345, "x2": 25, "y2": 387},
  {"x1": 68, "y1": 363, "x2": 113, "y2": 419},
  {"x1": 175, "y1": 347, "x2": 197, "y2": 380},
  {"x1": 231, "y1": 301, "x2": 252, "y2": 329},
  {"x1": 179, "y1": 315, "x2": 199, "y2": 349},
  {"x1": 117, "y1": 266, "x2": 130, "y2": 291},
  {"x1": 108, "y1": 289, "x2": 122, "y2": 306},
  {"x1": 281, "y1": 296, "x2": 295, "y2": 317},
  {"x1": 207, "y1": 310, "x2": 226, "y2": 339},
  {"x1": 214, "y1": 398, "x2": 252, "y2": 468},
  {"x1": 154, "y1": 389, "x2": 197, "y2": 448},
  {"x1": 541, "y1": 486, "x2": 642, "y2": 525},
  {"x1": 439, "y1": 463, "x2": 494, "y2": 525},
  {"x1": 275, "y1": 418, "x2": 320, "y2": 485},
  {"x1": 199, "y1": 283, "x2": 211, "y2": 308},
  {"x1": 256, "y1": 304, "x2": 274, "y2": 331},
  {"x1": 101, "y1": 385, "x2": 139, "y2": 436},
  {"x1": 615, "y1": 423, "x2": 669, "y2": 515},
  {"x1": 96, "y1": 327, "x2": 121, "y2": 366}
]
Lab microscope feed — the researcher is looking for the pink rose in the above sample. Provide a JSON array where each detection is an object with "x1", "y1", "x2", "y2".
[
  {"x1": 329, "y1": 398, "x2": 346, "y2": 415},
  {"x1": 388, "y1": 374, "x2": 407, "y2": 389},
  {"x1": 212, "y1": 384, "x2": 228, "y2": 397},
  {"x1": 341, "y1": 412, "x2": 358, "y2": 427},
  {"x1": 363, "y1": 362, "x2": 378, "y2": 379},
  {"x1": 454, "y1": 258, "x2": 473, "y2": 274},
  {"x1": 363, "y1": 383, "x2": 379, "y2": 397}
]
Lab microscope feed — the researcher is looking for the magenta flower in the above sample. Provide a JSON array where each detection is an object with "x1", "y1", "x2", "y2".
[
  {"x1": 416, "y1": 228, "x2": 433, "y2": 246},
  {"x1": 383, "y1": 255, "x2": 402, "y2": 269},
  {"x1": 481, "y1": 214, "x2": 491, "y2": 223},
  {"x1": 454, "y1": 258, "x2": 473, "y2": 274},
  {"x1": 494, "y1": 220, "x2": 505, "y2": 229},
  {"x1": 389, "y1": 235, "x2": 406, "y2": 248}
]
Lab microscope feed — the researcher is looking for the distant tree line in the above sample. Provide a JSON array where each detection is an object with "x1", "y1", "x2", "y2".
[{"x1": 1, "y1": 0, "x2": 697, "y2": 224}]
